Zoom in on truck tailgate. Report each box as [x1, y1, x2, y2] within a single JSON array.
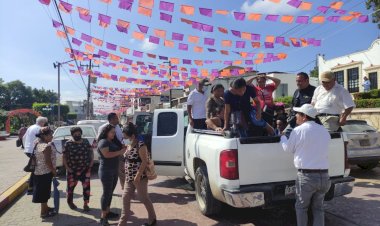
[[237, 135, 345, 186]]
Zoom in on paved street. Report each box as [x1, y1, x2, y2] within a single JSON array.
[[0, 137, 29, 195], [0, 160, 380, 226]]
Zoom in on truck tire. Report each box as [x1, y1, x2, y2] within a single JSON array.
[[357, 162, 378, 170], [195, 166, 222, 216]]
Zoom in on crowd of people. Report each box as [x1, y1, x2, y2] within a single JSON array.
[[187, 71, 355, 138], [23, 115, 156, 226]]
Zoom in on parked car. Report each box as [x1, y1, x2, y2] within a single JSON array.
[[145, 109, 354, 215], [342, 120, 380, 170], [52, 125, 99, 173], [77, 120, 108, 134]]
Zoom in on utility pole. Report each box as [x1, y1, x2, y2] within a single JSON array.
[[54, 59, 74, 126], [81, 59, 99, 119], [164, 60, 172, 108]]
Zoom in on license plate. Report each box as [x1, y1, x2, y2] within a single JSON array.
[[359, 139, 370, 146], [285, 185, 296, 196]]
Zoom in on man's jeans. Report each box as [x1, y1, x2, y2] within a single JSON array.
[[295, 172, 331, 226]]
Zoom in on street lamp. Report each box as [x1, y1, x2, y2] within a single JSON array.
[[163, 61, 172, 108], [53, 59, 75, 127]]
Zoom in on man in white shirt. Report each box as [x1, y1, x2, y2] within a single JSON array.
[[98, 113, 125, 189], [23, 116, 48, 193], [362, 76, 371, 92], [280, 104, 331, 226], [311, 71, 355, 132], [187, 78, 211, 129]]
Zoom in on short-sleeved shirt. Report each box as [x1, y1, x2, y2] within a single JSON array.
[[312, 83, 355, 115], [206, 96, 225, 119], [254, 83, 276, 109], [63, 139, 92, 172], [187, 89, 208, 119], [125, 141, 146, 182], [363, 80, 371, 92], [97, 139, 120, 171], [224, 85, 257, 112], [34, 142, 57, 176]]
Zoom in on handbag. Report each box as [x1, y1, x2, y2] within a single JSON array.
[[23, 143, 37, 172], [16, 138, 22, 147], [145, 153, 157, 180]]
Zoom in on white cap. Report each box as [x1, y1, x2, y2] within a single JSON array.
[[293, 104, 318, 119]]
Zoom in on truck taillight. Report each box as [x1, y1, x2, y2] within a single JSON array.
[[220, 149, 239, 180], [344, 141, 350, 177]]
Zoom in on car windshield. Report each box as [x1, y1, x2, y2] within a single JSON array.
[[54, 126, 96, 139], [342, 122, 377, 133]]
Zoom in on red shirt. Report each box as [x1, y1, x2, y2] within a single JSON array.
[[254, 83, 276, 110]]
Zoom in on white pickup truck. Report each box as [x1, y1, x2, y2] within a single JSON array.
[[140, 108, 355, 216]]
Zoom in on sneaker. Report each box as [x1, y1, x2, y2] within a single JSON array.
[[106, 211, 119, 219], [27, 188, 33, 195], [83, 205, 90, 212], [100, 218, 110, 226]]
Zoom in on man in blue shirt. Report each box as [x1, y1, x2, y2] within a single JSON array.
[[223, 78, 273, 137]]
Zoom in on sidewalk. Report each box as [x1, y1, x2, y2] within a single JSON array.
[[0, 137, 29, 195]]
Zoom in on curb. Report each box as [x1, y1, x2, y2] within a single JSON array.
[[0, 174, 29, 213]]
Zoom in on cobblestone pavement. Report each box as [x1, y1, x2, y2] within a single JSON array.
[[0, 155, 379, 225], [0, 137, 29, 195]]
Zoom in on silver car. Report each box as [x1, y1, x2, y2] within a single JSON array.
[[342, 120, 380, 170], [52, 125, 99, 172]]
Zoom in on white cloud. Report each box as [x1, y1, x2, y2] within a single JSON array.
[[241, 0, 299, 15], [140, 38, 158, 51]]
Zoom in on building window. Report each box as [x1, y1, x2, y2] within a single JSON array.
[[347, 67, 359, 93], [334, 70, 344, 86], [368, 72, 378, 90]]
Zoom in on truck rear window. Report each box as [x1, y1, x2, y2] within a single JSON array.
[[157, 112, 178, 136]]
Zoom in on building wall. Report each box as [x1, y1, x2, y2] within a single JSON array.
[[318, 39, 380, 93], [349, 108, 380, 131]]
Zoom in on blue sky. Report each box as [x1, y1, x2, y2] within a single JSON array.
[[0, 0, 379, 111]]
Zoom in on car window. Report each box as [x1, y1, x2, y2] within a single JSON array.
[[136, 114, 153, 135], [54, 127, 96, 139], [341, 124, 377, 133]]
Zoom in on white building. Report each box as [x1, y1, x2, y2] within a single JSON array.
[[63, 100, 86, 120], [318, 39, 380, 93]]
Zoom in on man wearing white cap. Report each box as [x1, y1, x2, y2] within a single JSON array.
[[280, 104, 331, 226], [311, 71, 355, 132]]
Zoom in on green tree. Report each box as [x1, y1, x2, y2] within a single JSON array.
[[32, 103, 70, 122], [6, 80, 34, 109], [310, 66, 319, 78], [32, 88, 58, 103], [366, 0, 380, 29], [0, 82, 10, 110]]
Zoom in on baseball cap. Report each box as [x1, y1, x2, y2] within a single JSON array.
[[320, 71, 335, 82], [199, 78, 211, 86], [293, 104, 318, 119]]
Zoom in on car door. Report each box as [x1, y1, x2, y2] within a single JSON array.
[[151, 109, 185, 176]]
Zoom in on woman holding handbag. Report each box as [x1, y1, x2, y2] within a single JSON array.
[[33, 127, 57, 218], [118, 123, 157, 226]]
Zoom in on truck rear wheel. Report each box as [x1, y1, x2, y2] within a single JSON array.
[[195, 166, 221, 216], [357, 162, 378, 170]]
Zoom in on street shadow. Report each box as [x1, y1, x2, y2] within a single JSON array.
[[150, 177, 194, 191], [210, 205, 297, 226], [354, 181, 380, 189], [42, 213, 98, 226], [147, 192, 195, 205], [127, 215, 198, 226], [349, 166, 380, 180]]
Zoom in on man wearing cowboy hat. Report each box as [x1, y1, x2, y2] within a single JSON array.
[[280, 104, 331, 226]]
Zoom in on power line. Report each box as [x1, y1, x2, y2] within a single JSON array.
[[285, 60, 316, 73], [52, 0, 88, 90]]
